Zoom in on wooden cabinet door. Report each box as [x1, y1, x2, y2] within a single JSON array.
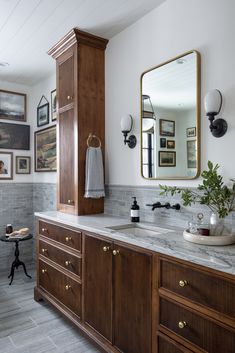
[[113, 243, 152, 353], [83, 234, 113, 342], [57, 46, 75, 108], [58, 108, 77, 211]]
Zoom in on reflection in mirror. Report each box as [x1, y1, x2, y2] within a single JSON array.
[[141, 51, 200, 179]]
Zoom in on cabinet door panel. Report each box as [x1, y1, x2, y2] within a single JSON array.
[[84, 234, 112, 342], [58, 51, 74, 108], [113, 244, 152, 353], [58, 109, 75, 206]]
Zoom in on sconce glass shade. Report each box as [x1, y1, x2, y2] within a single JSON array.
[[204, 89, 222, 116], [121, 114, 133, 132]]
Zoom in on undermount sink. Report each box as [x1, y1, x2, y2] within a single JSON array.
[[106, 223, 173, 238]]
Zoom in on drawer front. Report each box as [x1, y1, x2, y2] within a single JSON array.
[[39, 240, 81, 278], [160, 258, 235, 319], [39, 220, 81, 252], [157, 333, 193, 353], [160, 298, 235, 353], [39, 259, 81, 317]]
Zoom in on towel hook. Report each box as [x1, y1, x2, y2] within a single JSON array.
[[87, 133, 101, 148]]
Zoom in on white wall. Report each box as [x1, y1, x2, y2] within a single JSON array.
[[105, 0, 235, 186]]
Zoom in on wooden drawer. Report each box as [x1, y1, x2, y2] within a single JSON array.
[[157, 333, 194, 353], [39, 259, 81, 317], [39, 220, 81, 252], [160, 258, 235, 320], [39, 240, 81, 278], [159, 298, 235, 353]]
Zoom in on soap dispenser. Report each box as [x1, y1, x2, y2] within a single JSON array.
[[130, 197, 140, 222]]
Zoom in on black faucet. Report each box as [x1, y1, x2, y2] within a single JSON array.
[[146, 202, 180, 211]]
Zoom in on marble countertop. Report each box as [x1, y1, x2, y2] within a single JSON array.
[[34, 211, 235, 276]]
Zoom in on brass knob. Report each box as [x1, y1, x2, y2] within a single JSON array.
[[65, 260, 71, 266], [42, 228, 47, 232], [65, 236, 72, 242], [113, 250, 120, 256], [67, 199, 74, 204], [103, 246, 110, 252], [178, 321, 187, 329], [179, 280, 188, 287], [41, 248, 47, 254], [67, 95, 71, 100], [65, 284, 71, 290], [41, 269, 47, 274]]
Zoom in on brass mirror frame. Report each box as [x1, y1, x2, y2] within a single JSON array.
[[140, 50, 201, 180]]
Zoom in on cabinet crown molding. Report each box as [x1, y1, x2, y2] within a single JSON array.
[[48, 28, 109, 59]]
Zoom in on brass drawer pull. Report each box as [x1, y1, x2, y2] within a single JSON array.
[[113, 250, 120, 256], [42, 228, 47, 233], [67, 199, 74, 204], [41, 248, 47, 254], [65, 236, 72, 242], [103, 246, 110, 252], [178, 321, 187, 329], [65, 284, 71, 290], [65, 260, 71, 266], [41, 269, 47, 274], [67, 95, 73, 100], [179, 280, 188, 287]]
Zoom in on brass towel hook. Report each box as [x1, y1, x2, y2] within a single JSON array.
[[87, 133, 101, 148]]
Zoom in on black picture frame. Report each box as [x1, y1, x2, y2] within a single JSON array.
[[16, 156, 31, 174], [160, 138, 166, 148], [0, 89, 26, 122], [159, 119, 175, 137], [51, 89, 57, 121], [37, 102, 49, 127], [159, 151, 176, 167], [34, 125, 56, 172], [186, 126, 196, 137], [0, 122, 30, 150]]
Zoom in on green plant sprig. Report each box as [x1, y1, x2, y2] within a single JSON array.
[[160, 161, 235, 218]]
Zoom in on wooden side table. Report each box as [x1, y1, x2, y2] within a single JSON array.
[[0, 234, 33, 285]]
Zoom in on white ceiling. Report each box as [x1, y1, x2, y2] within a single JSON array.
[[0, 0, 165, 86]]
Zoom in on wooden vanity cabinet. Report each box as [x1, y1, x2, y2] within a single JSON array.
[[83, 232, 152, 353], [48, 29, 108, 215]]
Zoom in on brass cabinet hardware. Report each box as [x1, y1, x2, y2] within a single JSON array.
[[67, 199, 74, 204], [179, 280, 188, 287], [65, 284, 71, 290], [113, 250, 120, 256], [42, 228, 47, 232], [65, 260, 71, 266], [65, 236, 72, 242], [178, 321, 187, 329], [103, 246, 110, 252], [41, 248, 47, 254], [41, 269, 47, 274], [67, 95, 73, 100]]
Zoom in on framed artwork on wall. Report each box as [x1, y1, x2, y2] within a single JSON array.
[[37, 103, 49, 127], [186, 127, 196, 137], [159, 151, 176, 167], [159, 119, 175, 137], [51, 89, 57, 121], [187, 140, 197, 168], [160, 138, 166, 148], [167, 140, 175, 149], [0, 152, 13, 180], [16, 156, 31, 174], [35, 125, 56, 172], [0, 89, 26, 122], [0, 122, 30, 150]]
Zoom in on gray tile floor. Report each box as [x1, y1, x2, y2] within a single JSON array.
[[0, 267, 101, 353]]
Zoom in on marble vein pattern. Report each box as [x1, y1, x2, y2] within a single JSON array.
[[0, 267, 101, 353]]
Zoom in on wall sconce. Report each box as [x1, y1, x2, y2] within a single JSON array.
[[204, 89, 227, 138], [120, 114, 137, 148]]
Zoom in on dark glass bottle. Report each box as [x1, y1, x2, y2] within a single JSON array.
[[130, 197, 140, 222]]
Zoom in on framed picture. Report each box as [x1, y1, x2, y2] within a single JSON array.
[[160, 138, 166, 148], [0, 89, 26, 122], [35, 125, 56, 172], [167, 140, 175, 149], [0, 122, 30, 150], [0, 152, 13, 180], [16, 156, 31, 174], [186, 127, 196, 137], [159, 151, 176, 167], [187, 140, 197, 168], [51, 89, 57, 121], [159, 119, 175, 137], [37, 103, 49, 127]]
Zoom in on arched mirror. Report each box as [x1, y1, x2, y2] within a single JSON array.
[[141, 50, 200, 180]]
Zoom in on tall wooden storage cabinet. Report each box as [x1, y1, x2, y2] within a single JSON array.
[[48, 29, 108, 215]]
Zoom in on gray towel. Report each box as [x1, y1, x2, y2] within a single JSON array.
[[84, 147, 105, 198]]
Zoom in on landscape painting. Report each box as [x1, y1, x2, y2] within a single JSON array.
[[35, 125, 56, 172], [0, 122, 30, 150], [0, 89, 26, 121]]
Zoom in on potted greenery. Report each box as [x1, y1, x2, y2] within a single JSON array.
[[160, 161, 235, 235]]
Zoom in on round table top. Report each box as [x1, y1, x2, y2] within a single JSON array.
[[0, 234, 33, 242]]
